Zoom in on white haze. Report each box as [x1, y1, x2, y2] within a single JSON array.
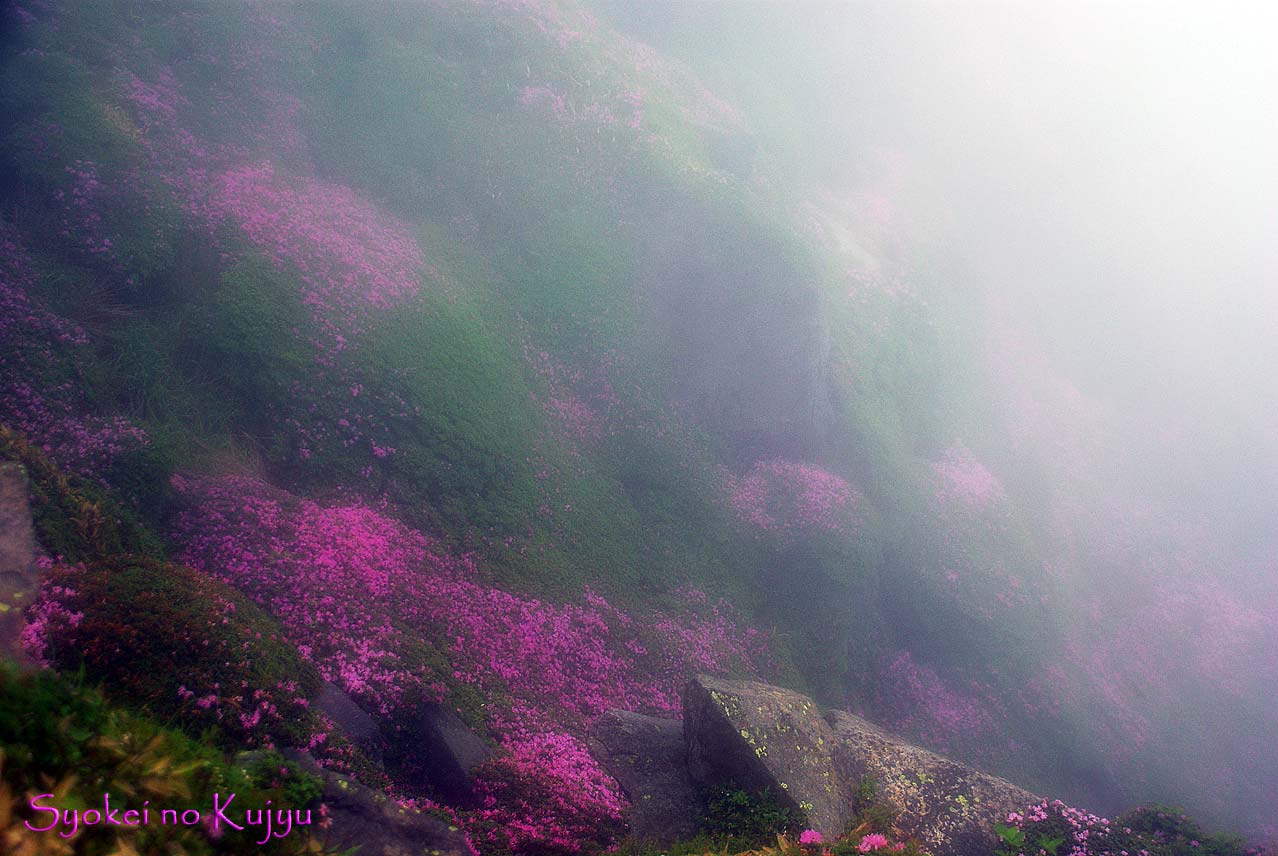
[[596, 0, 1278, 837]]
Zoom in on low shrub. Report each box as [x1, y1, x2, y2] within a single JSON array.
[[996, 800, 1271, 856], [22, 556, 321, 749]]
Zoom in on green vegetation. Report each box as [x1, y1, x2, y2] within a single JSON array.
[[699, 784, 802, 848], [31, 556, 322, 749], [0, 666, 330, 855]]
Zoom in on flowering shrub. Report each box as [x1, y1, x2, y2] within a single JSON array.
[[679, 826, 922, 856], [996, 801, 1269, 856], [167, 473, 774, 852], [857, 833, 891, 852], [523, 338, 623, 450], [207, 161, 431, 353], [468, 748, 625, 856], [23, 556, 322, 748], [728, 459, 864, 537], [873, 651, 1000, 758], [930, 443, 1005, 513]]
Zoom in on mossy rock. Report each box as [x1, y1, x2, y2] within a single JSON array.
[[825, 709, 1039, 856], [682, 675, 855, 839]]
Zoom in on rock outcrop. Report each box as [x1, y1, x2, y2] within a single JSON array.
[[587, 676, 1044, 854], [315, 682, 385, 766], [0, 462, 38, 666], [392, 703, 492, 804], [682, 675, 856, 840], [826, 710, 1039, 856], [282, 750, 474, 856], [587, 709, 700, 845]]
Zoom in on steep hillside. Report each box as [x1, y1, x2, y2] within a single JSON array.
[[1, 1, 1274, 853]]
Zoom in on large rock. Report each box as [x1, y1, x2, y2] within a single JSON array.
[[315, 682, 385, 765], [0, 463, 38, 666], [587, 709, 699, 845], [825, 710, 1039, 856], [683, 675, 855, 839], [392, 703, 492, 804], [282, 750, 474, 856]]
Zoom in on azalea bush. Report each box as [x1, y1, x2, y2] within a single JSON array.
[[727, 459, 865, 538], [996, 800, 1270, 856], [23, 556, 322, 749], [167, 472, 775, 853]]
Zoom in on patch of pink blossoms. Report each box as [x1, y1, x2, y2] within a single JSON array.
[[168, 473, 773, 852], [209, 161, 430, 354], [877, 651, 999, 757], [728, 458, 864, 536], [930, 443, 1006, 512]]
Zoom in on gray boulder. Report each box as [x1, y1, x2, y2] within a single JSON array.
[[587, 709, 700, 845], [826, 710, 1039, 856], [282, 749, 474, 856], [315, 682, 385, 765], [683, 675, 855, 840], [396, 703, 492, 804]]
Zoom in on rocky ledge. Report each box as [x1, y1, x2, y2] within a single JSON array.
[[588, 674, 1041, 856]]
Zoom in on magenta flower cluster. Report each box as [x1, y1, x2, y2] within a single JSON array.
[[167, 473, 773, 851], [930, 443, 1005, 512], [996, 800, 1278, 856], [523, 338, 624, 450], [19, 575, 84, 668], [876, 650, 999, 757], [208, 161, 431, 353], [116, 63, 440, 468], [727, 458, 864, 536], [857, 832, 890, 852]]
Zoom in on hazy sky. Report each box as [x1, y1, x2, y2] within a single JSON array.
[[592, 5, 1278, 831], [600, 0, 1278, 516], [602, 0, 1278, 390]]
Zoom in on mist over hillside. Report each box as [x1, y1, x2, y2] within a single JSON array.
[[1, 2, 1275, 853]]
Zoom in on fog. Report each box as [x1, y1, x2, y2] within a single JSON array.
[[600, 0, 1278, 838], [5, 0, 1277, 849]]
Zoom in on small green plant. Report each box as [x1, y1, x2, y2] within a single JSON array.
[[1038, 834, 1065, 856], [855, 776, 878, 804], [849, 776, 896, 836], [0, 666, 338, 854], [994, 821, 1025, 856], [701, 783, 801, 847], [243, 750, 324, 808]]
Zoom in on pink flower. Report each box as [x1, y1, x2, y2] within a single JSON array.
[[859, 833, 890, 852], [799, 829, 823, 845]]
